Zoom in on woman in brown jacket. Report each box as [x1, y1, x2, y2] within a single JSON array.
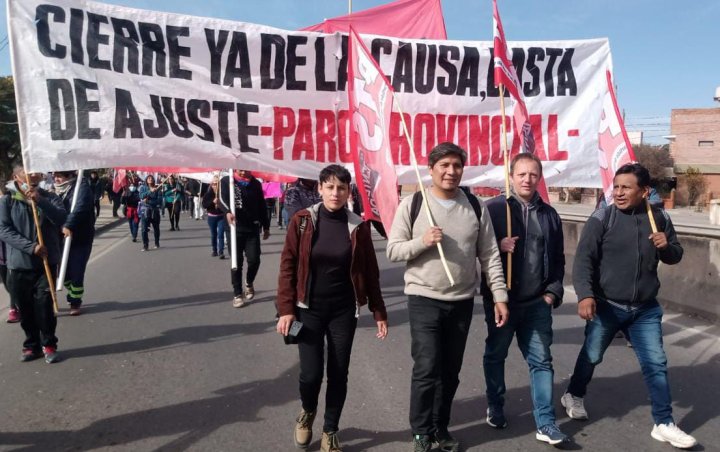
[[276, 164, 388, 452]]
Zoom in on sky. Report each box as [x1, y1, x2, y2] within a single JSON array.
[[1, 0, 719, 144]]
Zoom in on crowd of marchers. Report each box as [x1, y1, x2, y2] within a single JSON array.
[[0, 143, 699, 451]]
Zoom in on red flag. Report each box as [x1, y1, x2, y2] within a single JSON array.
[[492, 0, 549, 202], [598, 70, 636, 205], [347, 27, 399, 234], [303, 0, 447, 39], [112, 169, 128, 192]]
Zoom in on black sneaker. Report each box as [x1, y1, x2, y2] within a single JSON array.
[[486, 406, 508, 429], [434, 429, 459, 452], [212, 251, 218, 257], [412, 434, 432, 452], [20, 348, 41, 362]]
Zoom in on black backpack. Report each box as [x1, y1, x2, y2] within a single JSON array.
[[409, 189, 482, 228]]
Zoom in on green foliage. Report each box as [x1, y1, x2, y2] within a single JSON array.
[[633, 144, 674, 183], [0, 76, 21, 187]]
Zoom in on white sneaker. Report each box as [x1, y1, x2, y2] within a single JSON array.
[[232, 295, 246, 308], [651, 423, 697, 449], [561, 392, 588, 420]]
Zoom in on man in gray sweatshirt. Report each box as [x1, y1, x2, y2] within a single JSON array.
[[387, 142, 508, 452]]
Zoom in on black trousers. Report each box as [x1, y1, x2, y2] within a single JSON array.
[[297, 301, 357, 433], [165, 201, 180, 229], [141, 211, 161, 248], [64, 241, 93, 305], [408, 295, 474, 435], [230, 229, 261, 296], [7, 268, 58, 350], [0, 264, 16, 309]]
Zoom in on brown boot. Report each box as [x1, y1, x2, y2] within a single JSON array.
[[293, 409, 316, 449], [320, 431, 343, 452]]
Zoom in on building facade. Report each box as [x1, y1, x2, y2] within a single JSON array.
[[669, 108, 720, 206]]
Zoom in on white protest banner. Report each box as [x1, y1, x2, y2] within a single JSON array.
[[8, 0, 611, 187]]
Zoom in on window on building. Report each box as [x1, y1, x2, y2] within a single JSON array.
[[698, 140, 714, 147]]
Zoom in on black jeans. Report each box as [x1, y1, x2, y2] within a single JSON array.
[[230, 229, 261, 296], [93, 199, 101, 219], [408, 295, 474, 435], [297, 302, 358, 433], [7, 268, 58, 350]]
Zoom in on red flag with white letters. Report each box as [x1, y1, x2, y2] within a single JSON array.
[[598, 70, 636, 205], [347, 27, 399, 233], [492, 0, 549, 202]]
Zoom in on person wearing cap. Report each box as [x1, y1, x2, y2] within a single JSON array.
[[52, 170, 95, 316]]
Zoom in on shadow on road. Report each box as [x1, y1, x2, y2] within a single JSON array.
[[0, 363, 300, 451]]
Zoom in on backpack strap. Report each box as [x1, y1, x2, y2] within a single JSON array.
[[298, 215, 307, 234], [409, 190, 482, 229]]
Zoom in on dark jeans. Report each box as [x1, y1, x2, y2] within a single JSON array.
[[141, 210, 161, 248], [297, 302, 358, 433], [93, 199, 101, 219], [207, 215, 226, 254], [567, 299, 673, 425], [166, 201, 180, 229], [483, 297, 555, 428], [64, 241, 93, 306], [230, 229, 261, 296], [7, 268, 58, 350], [111, 195, 121, 217], [128, 216, 139, 240], [408, 295, 474, 435]]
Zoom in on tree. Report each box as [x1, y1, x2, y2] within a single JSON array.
[[633, 143, 674, 195], [0, 76, 21, 187], [684, 166, 707, 206]]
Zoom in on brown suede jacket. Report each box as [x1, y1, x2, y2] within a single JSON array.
[[276, 203, 387, 321]]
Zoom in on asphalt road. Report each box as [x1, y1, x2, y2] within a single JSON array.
[[0, 213, 718, 451]]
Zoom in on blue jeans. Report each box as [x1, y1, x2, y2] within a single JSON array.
[[567, 299, 673, 425], [207, 215, 225, 254], [127, 216, 139, 240], [483, 297, 555, 428]]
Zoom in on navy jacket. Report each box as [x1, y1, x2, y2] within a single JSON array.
[[58, 179, 95, 245], [481, 194, 565, 307]]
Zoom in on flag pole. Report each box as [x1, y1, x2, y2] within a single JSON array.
[[23, 171, 60, 315], [499, 85, 512, 290], [227, 169, 238, 270], [56, 169, 84, 291], [646, 199, 658, 233], [392, 93, 455, 287]]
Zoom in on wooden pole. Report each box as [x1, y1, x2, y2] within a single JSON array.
[[646, 199, 658, 233], [23, 172, 59, 315], [393, 93, 455, 286], [499, 85, 512, 290]]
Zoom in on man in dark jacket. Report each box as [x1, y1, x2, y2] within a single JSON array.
[[562, 163, 696, 449], [284, 179, 322, 219], [88, 171, 104, 219], [53, 171, 95, 316], [481, 153, 568, 445], [0, 166, 67, 363], [219, 170, 270, 307]]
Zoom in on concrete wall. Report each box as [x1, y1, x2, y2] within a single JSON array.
[[562, 220, 720, 323]]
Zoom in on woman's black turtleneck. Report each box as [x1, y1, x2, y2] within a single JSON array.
[[309, 204, 354, 307]]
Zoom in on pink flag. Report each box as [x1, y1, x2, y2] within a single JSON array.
[[262, 182, 283, 199], [347, 27, 399, 234], [598, 70, 636, 205], [303, 0, 447, 39], [112, 169, 128, 192], [492, 0, 549, 202]]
